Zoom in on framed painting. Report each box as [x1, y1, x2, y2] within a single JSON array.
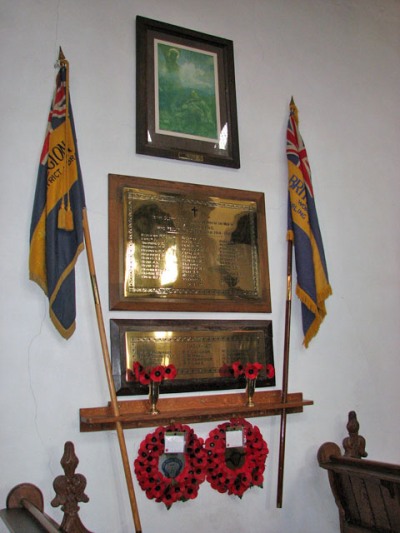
[[136, 16, 240, 168], [108, 174, 271, 312], [110, 319, 275, 395]]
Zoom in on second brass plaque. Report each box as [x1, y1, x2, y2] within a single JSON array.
[[111, 319, 275, 395]]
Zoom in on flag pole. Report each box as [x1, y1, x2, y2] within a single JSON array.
[[58, 49, 142, 533], [82, 209, 142, 533], [276, 236, 293, 508]]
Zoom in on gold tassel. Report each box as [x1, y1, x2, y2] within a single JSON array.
[[58, 203, 66, 229], [58, 197, 74, 231], [64, 205, 74, 230]]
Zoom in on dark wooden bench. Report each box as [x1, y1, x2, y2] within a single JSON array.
[[0, 442, 92, 533], [318, 411, 400, 533]]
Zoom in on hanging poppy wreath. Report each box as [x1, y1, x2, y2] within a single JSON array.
[[134, 423, 207, 509], [204, 418, 269, 497]]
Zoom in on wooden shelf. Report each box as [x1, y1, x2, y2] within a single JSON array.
[[80, 390, 313, 432]]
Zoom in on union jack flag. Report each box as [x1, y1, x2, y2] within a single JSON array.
[[39, 77, 67, 166], [287, 99, 332, 347], [29, 62, 86, 339]]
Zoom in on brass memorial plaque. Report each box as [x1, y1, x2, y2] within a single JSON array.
[[111, 319, 275, 395], [109, 175, 271, 312]]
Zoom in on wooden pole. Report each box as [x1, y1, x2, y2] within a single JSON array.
[[82, 209, 142, 533], [57, 48, 141, 531], [276, 237, 293, 508]]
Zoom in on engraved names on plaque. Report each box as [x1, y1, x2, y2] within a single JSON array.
[[125, 330, 265, 380], [122, 187, 261, 300]]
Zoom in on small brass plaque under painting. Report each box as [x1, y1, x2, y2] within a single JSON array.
[[111, 319, 275, 395]]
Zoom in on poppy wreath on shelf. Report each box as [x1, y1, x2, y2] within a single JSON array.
[[204, 418, 269, 497], [134, 423, 207, 509]]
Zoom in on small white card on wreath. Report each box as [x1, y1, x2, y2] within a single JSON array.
[[164, 431, 186, 453], [225, 427, 244, 448]]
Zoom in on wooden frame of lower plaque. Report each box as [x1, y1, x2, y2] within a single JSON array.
[[111, 319, 275, 396], [108, 174, 271, 312]]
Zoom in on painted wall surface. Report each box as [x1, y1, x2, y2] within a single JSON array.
[[1, 1, 399, 532]]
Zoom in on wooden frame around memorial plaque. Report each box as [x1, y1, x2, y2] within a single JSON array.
[[111, 319, 275, 396], [109, 174, 271, 312], [136, 16, 240, 168]]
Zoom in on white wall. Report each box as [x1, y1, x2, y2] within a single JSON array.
[[1, 0, 399, 532]]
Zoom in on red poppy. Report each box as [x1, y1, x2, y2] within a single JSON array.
[[230, 481, 246, 497], [231, 360, 244, 378], [139, 477, 154, 490], [145, 487, 156, 499], [266, 363, 275, 379], [182, 484, 197, 500], [244, 362, 263, 379], [140, 454, 157, 467], [252, 470, 264, 486], [154, 427, 165, 440], [249, 436, 264, 449], [133, 361, 144, 381], [219, 363, 233, 377], [139, 370, 151, 385], [192, 466, 205, 479], [152, 482, 165, 499], [170, 484, 184, 500], [145, 433, 161, 445], [145, 441, 161, 454], [150, 366, 165, 382], [163, 364, 177, 380]]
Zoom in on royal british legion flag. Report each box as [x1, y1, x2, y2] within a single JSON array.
[[29, 62, 85, 339], [287, 99, 332, 347]]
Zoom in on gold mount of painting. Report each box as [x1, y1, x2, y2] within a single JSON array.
[[109, 174, 271, 312]]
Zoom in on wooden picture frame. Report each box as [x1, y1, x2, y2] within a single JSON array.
[[108, 174, 271, 312], [136, 16, 240, 168], [110, 319, 275, 396]]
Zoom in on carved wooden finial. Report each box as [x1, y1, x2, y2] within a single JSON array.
[[51, 441, 92, 533], [342, 411, 368, 459]]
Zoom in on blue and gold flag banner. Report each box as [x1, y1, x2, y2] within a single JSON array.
[[286, 99, 332, 347], [29, 59, 85, 339]]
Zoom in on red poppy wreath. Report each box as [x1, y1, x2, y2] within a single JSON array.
[[134, 423, 207, 508], [204, 418, 269, 497]]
